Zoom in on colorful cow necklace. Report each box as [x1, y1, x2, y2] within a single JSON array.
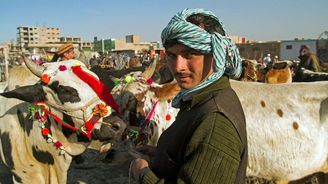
[[28, 102, 109, 155]]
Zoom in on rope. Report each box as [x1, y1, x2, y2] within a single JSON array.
[[40, 105, 79, 131], [139, 101, 158, 132]]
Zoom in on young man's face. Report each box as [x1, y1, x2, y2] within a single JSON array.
[[63, 48, 75, 60], [166, 43, 214, 90]]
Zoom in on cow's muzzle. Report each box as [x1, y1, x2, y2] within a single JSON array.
[[91, 113, 127, 141]]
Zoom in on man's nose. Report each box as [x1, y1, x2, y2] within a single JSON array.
[[175, 55, 187, 71]]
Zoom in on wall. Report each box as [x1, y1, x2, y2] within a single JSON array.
[[237, 42, 280, 60], [280, 40, 316, 60], [317, 39, 328, 63]]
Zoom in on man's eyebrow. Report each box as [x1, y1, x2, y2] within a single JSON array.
[[167, 47, 195, 54], [183, 48, 202, 55]]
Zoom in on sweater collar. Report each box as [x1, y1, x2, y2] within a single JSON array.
[[180, 76, 230, 109]]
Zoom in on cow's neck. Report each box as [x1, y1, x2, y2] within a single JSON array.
[[37, 107, 89, 156]]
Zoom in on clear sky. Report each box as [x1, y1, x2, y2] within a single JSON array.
[[1, 0, 327, 44]]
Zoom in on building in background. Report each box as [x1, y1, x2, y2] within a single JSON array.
[[229, 35, 247, 44], [0, 44, 9, 84], [17, 26, 60, 51], [93, 34, 161, 56], [60, 36, 94, 51], [15, 27, 327, 64], [81, 42, 94, 51], [237, 41, 280, 61], [280, 39, 317, 61], [114, 34, 161, 53], [317, 39, 328, 63], [59, 36, 81, 43], [93, 37, 116, 53], [17, 26, 94, 60]]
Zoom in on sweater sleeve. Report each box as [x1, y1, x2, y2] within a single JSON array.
[[141, 113, 243, 184], [178, 112, 243, 184], [141, 170, 164, 183]]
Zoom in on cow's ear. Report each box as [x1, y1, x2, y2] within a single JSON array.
[[153, 83, 180, 101], [0, 83, 46, 103]]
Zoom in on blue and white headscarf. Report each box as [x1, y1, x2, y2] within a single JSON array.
[[161, 8, 242, 107]]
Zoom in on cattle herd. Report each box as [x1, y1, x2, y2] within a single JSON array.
[[0, 57, 328, 184]]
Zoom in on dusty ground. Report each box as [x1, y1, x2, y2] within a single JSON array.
[[0, 142, 323, 184], [67, 150, 321, 184], [67, 149, 134, 184], [0, 141, 136, 184]]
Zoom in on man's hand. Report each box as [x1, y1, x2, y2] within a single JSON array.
[[131, 158, 149, 181]]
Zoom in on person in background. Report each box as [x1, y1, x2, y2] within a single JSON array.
[[89, 55, 99, 67], [263, 53, 272, 68], [130, 8, 247, 184], [51, 43, 87, 165], [77, 49, 90, 67], [298, 45, 321, 72], [273, 55, 279, 63], [51, 43, 75, 62]]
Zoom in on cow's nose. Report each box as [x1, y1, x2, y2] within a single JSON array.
[[91, 115, 126, 141]]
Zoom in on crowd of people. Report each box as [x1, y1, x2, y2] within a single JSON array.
[[87, 51, 159, 70]]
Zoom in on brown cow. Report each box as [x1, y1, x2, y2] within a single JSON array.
[[265, 61, 293, 84], [239, 59, 258, 82]]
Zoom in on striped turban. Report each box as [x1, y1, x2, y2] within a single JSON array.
[[161, 8, 242, 107]]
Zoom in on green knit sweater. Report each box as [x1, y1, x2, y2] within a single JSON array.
[[142, 77, 244, 184]]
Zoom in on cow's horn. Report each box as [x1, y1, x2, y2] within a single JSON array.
[[109, 75, 120, 83], [22, 55, 45, 77], [141, 56, 157, 79]]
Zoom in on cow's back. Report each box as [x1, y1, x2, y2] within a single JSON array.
[[7, 66, 39, 90], [230, 80, 328, 181]]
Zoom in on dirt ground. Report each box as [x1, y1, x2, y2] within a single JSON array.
[[67, 148, 134, 184], [0, 141, 136, 184], [0, 142, 323, 184]]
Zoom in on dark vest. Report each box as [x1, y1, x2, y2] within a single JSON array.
[[150, 87, 247, 184]]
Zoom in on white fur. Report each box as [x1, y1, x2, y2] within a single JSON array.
[[113, 75, 328, 182], [0, 60, 113, 183]]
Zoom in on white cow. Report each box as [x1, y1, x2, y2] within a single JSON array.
[[0, 58, 126, 183], [7, 66, 39, 90], [233, 80, 328, 183], [110, 64, 328, 183], [110, 59, 180, 146]]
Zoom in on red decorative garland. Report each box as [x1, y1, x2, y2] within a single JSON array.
[[71, 65, 120, 113]]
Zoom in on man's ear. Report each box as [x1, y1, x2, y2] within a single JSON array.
[[0, 83, 46, 103]]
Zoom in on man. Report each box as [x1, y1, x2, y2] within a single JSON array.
[[131, 8, 247, 184], [263, 53, 272, 68], [298, 45, 321, 72], [89, 55, 99, 67], [51, 43, 75, 62]]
